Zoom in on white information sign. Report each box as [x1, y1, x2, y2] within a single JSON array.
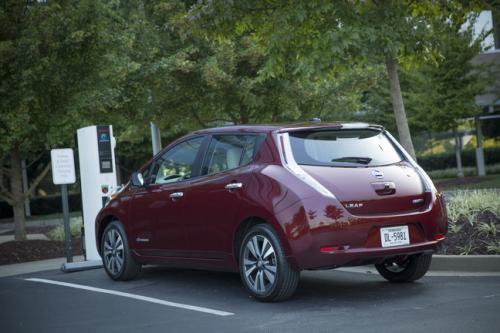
[[51, 148, 76, 185]]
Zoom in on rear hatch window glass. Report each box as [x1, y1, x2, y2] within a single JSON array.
[[288, 129, 402, 167]]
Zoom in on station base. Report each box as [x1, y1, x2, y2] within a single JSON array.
[[61, 260, 103, 273]]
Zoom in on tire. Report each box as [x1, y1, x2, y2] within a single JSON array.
[[239, 224, 300, 302], [375, 253, 432, 283], [101, 221, 141, 281]]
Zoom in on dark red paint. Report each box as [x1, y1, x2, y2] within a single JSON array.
[[96, 123, 447, 272]]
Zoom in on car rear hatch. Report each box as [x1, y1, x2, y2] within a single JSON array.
[[286, 127, 427, 215]]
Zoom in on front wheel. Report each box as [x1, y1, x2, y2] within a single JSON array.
[[101, 221, 141, 281], [239, 224, 300, 302], [375, 253, 432, 282]]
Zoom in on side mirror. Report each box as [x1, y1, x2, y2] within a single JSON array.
[[131, 172, 144, 187]]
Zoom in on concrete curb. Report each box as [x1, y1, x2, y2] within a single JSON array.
[[1, 255, 499, 279], [0, 256, 85, 278], [431, 255, 500, 272]]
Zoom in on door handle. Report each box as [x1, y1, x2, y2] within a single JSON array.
[[169, 192, 184, 198], [225, 182, 243, 190]]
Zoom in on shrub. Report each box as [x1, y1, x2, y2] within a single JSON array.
[[418, 147, 500, 171], [427, 163, 500, 179], [446, 190, 500, 223], [443, 189, 500, 255], [47, 216, 83, 241]]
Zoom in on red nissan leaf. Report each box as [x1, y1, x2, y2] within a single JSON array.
[[96, 123, 447, 301]]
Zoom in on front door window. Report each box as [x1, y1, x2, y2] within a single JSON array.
[[151, 136, 204, 185]]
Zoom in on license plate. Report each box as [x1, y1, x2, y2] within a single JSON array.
[[380, 225, 410, 248]]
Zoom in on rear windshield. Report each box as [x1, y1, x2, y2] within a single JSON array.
[[288, 129, 402, 167]]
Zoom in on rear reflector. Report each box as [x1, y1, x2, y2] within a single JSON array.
[[320, 246, 340, 253], [434, 234, 445, 241]]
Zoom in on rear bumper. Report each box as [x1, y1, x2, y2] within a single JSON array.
[[296, 240, 441, 270], [277, 192, 448, 270]]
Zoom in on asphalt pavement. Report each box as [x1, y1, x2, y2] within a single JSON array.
[[1, 266, 499, 333]]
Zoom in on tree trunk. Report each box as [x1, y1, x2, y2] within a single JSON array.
[[10, 147, 27, 241], [385, 57, 417, 160]]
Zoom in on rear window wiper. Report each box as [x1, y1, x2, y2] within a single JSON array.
[[330, 156, 372, 165]]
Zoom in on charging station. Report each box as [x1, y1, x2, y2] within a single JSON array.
[[61, 125, 117, 272], [78, 125, 118, 260]]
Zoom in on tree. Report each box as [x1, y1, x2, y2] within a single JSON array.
[[127, 1, 370, 129], [189, 0, 484, 159], [420, 17, 493, 133], [0, 0, 134, 240]]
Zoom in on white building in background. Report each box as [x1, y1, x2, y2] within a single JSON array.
[[471, 10, 500, 112]]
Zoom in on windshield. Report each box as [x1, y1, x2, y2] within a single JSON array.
[[288, 129, 403, 167]]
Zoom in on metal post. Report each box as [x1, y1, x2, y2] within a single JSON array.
[[453, 128, 464, 178], [115, 157, 122, 185], [475, 115, 486, 176], [61, 184, 73, 263], [150, 122, 161, 156], [21, 160, 31, 217]]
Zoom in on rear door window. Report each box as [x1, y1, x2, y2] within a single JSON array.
[[288, 129, 402, 167], [202, 134, 262, 175]]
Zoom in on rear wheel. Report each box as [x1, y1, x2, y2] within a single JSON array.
[[239, 224, 300, 302], [101, 221, 141, 281], [375, 253, 432, 282]]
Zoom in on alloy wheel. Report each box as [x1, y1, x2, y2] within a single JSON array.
[[242, 235, 278, 293], [103, 228, 124, 276]]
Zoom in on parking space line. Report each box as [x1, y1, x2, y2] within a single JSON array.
[[24, 278, 234, 317]]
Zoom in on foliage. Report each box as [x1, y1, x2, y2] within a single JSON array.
[[189, 0, 476, 77], [0, 0, 158, 239], [486, 241, 500, 254], [419, 147, 500, 171], [137, 1, 383, 128], [429, 164, 500, 180], [0, 0, 496, 238], [410, 15, 493, 132], [444, 189, 500, 255], [446, 190, 500, 223], [188, 0, 486, 157], [47, 217, 83, 241], [0, 0, 129, 156]]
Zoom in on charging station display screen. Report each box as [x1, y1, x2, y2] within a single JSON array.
[[97, 125, 113, 173]]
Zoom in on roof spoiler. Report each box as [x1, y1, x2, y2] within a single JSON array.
[[277, 123, 385, 133]]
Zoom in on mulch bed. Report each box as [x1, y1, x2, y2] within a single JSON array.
[[438, 210, 500, 255], [0, 237, 83, 265]]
